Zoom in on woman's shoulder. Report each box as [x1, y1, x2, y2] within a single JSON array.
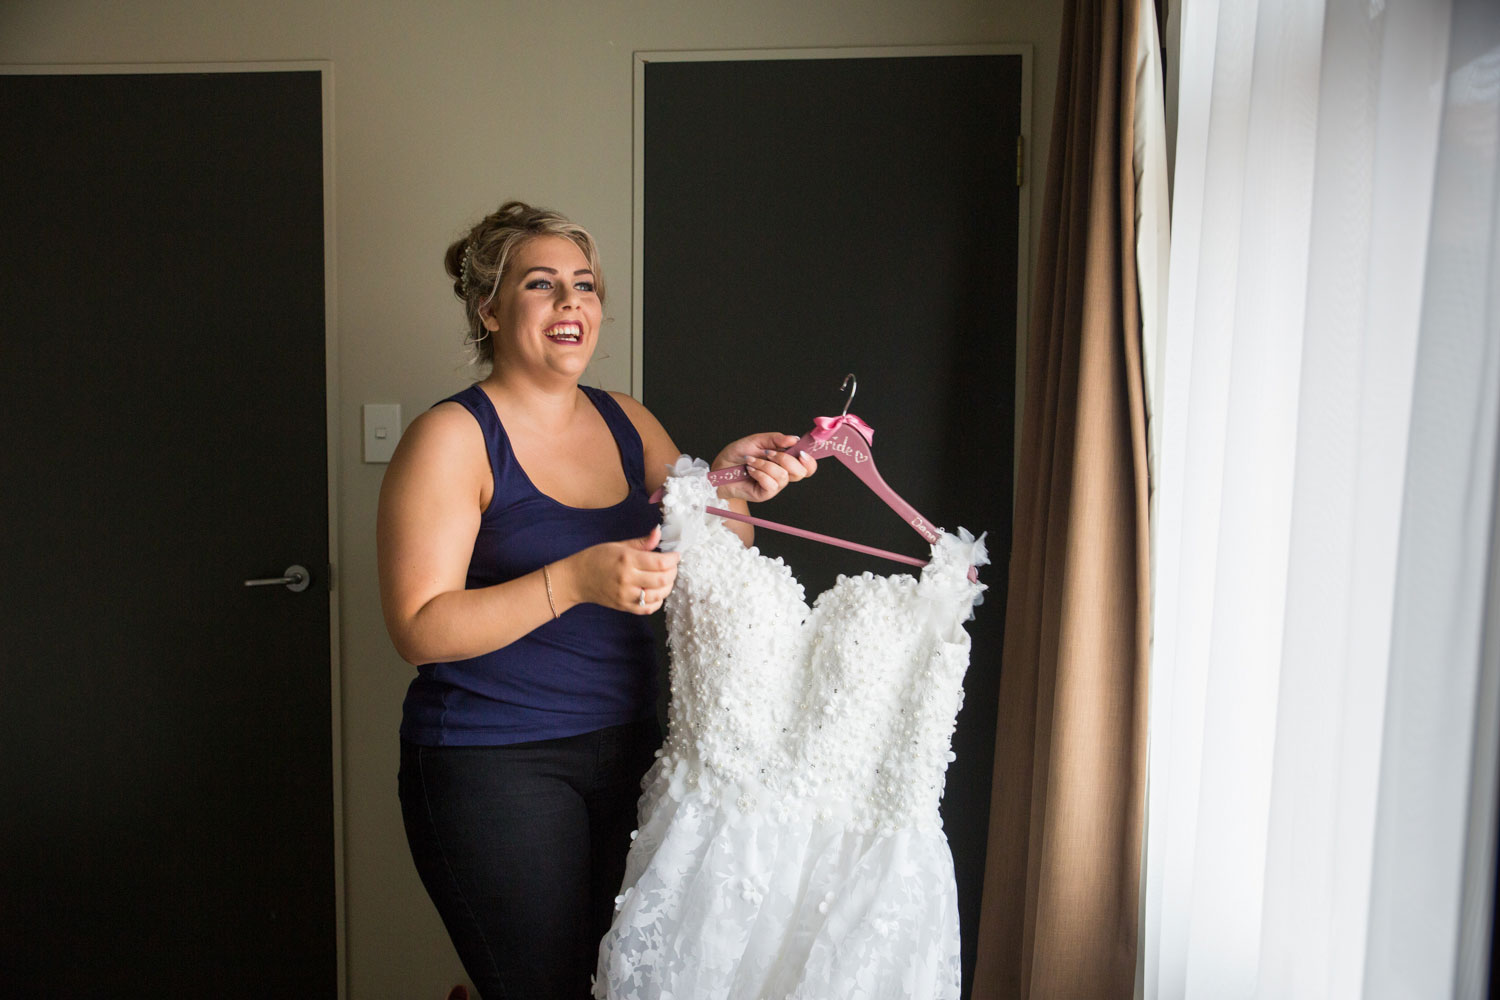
[[378, 397, 492, 520], [419, 395, 484, 431], [604, 389, 645, 417], [605, 391, 671, 438], [602, 391, 679, 492], [393, 399, 488, 471]]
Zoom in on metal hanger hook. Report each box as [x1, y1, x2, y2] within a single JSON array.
[[840, 373, 858, 416]]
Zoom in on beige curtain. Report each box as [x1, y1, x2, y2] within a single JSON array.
[[971, 0, 1151, 995]]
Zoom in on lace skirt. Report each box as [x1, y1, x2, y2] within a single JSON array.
[[593, 760, 962, 1000]]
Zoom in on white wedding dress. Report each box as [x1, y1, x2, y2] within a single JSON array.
[[593, 457, 987, 1000]]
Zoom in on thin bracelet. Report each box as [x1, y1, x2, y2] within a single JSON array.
[[542, 563, 559, 619]]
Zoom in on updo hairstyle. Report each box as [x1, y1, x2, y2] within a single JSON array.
[[444, 200, 606, 366]]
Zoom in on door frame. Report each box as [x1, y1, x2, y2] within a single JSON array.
[[629, 42, 1033, 432], [0, 59, 346, 999]]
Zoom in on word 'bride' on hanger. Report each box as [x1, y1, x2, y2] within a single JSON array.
[[648, 375, 979, 579]]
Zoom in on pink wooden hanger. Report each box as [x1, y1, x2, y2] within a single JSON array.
[[649, 375, 969, 575]]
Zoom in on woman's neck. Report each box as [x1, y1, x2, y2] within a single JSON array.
[[480, 369, 583, 429]]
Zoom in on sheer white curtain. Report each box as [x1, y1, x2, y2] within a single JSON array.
[[1142, 0, 1500, 996]]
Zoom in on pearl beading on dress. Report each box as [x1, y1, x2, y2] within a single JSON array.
[[593, 456, 987, 1000], [652, 456, 986, 838]]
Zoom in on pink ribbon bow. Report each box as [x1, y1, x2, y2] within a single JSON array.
[[809, 412, 875, 443]]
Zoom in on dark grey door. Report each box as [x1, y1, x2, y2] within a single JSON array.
[[0, 71, 335, 994], [642, 53, 1021, 998]]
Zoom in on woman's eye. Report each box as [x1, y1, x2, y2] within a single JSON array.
[[525, 278, 553, 290], [575, 281, 595, 293]]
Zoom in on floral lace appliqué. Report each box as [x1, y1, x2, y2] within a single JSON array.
[[595, 456, 986, 1000]]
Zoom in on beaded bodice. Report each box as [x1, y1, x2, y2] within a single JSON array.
[[654, 458, 987, 834]]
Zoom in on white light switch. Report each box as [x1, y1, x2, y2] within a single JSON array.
[[363, 403, 402, 463]]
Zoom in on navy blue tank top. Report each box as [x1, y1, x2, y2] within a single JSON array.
[[400, 384, 661, 746]]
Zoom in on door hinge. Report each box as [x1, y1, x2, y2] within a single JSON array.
[[1016, 135, 1025, 187]]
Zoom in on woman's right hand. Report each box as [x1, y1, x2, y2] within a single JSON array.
[[555, 525, 680, 614]]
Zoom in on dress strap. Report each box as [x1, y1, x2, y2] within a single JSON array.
[[580, 385, 646, 491], [435, 384, 510, 498]]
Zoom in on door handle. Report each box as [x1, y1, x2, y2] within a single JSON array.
[[244, 564, 311, 593]]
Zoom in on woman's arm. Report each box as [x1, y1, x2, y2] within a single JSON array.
[[611, 393, 817, 547], [377, 403, 679, 665]]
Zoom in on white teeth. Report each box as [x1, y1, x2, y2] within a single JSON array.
[[547, 324, 581, 341]]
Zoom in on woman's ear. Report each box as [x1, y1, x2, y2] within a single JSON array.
[[478, 306, 501, 333]]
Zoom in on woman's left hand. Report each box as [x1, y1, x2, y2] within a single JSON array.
[[710, 432, 818, 503]]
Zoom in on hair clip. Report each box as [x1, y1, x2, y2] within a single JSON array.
[[460, 240, 476, 296]]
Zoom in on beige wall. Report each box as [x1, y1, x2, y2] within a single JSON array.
[[1, 1, 1061, 995]]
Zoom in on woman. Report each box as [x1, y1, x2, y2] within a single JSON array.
[[377, 201, 816, 999]]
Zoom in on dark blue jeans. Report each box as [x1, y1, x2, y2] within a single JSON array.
[[398, 719, 660, 1000]]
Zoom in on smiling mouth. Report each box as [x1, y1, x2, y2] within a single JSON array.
[[546, 323, 582, 344]]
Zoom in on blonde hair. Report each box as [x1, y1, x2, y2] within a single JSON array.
[[444, 201, 605, 367]]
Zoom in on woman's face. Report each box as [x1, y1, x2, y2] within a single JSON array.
[[483, 234, 602, 379]]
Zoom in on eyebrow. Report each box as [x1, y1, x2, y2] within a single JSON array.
[[521, 266, 595, 277]]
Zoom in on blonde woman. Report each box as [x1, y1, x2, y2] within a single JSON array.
[[378, 201, 815, 998]]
